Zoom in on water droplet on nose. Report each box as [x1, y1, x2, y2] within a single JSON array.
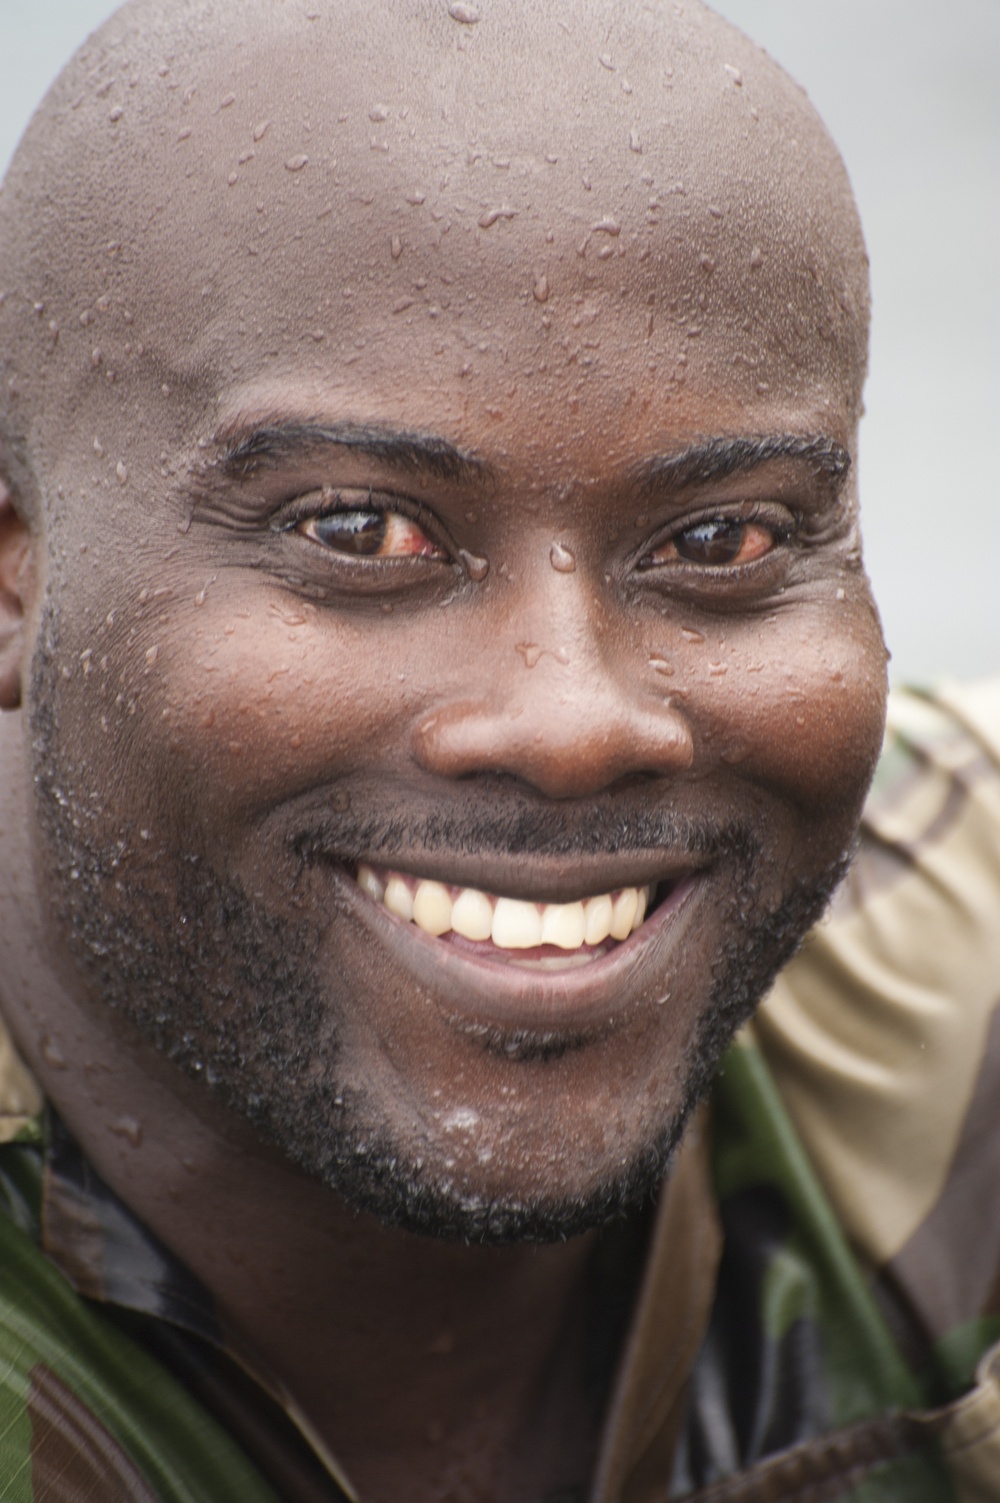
[[516, 642, 543, 669], [681, 627, 704, 643], [708, 662, 728, 677], [110, 1116, 143, 1148], [391, 234, 403, 260], [533, 273, 550, 303], [253, 120, 271, 142], [549, 542, 576, 573], [459, 549, 489, 582], [629, 129, 642, 153], [448, 1, 480, 20], [116, 461, 128, 484], [724, 63, 743, 86], [40, 1034, 67, 1071], [649, 656, 674, 676], [285, 155, 309, 173], [478, 207, 518, 229]]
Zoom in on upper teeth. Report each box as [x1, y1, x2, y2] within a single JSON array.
[[356, 866, 651, 949]]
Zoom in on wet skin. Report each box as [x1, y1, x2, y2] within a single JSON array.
[[0, 1, 886, 1496]]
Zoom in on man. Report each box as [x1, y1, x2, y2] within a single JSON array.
[[0, 0, 996, 1498]]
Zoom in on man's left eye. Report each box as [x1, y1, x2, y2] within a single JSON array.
[[645, 518, 779, 568], [297, 504, 448, 560]]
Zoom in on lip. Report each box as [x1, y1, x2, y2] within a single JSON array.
[[332, 863, 707, 1036]]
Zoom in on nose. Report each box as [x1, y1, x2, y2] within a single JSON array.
[[412, 614, 694, 802]]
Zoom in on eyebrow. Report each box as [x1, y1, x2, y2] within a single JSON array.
[[216, 419, 849, 496], [217, 419, 490, 485], [633, 433, 850, 491]]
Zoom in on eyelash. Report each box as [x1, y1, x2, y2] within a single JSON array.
[[277, 488, 799, 590]]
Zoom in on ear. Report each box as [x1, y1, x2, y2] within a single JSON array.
[[0, 479, 35, 711]]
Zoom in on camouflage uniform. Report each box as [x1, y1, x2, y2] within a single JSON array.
[[2, 681, 999, 1501]]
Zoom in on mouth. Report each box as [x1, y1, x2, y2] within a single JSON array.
[[321, 850, 710, 1035], [355, 864, 658, 971]]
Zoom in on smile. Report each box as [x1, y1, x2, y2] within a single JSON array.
[[355, 864, 656, 970]]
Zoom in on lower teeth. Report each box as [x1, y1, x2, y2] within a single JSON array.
[[507, 953, 601, 971]]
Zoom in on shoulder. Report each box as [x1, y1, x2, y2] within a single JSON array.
[[751, 679, 1000, 1343], [0, 1199, 280, 1502]]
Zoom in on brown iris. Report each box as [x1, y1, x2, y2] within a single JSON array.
[[311, 510, 387, 555]]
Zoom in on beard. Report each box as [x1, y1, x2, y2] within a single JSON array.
[[28, 606, 849, 1246]]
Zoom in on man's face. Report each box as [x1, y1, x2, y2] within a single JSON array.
[[14, 2, 886, 1239]]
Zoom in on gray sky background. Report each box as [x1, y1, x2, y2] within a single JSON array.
[[2, 1, 997, 684]]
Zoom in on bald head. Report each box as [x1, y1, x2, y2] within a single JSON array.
[[0, 0, 868, 525]]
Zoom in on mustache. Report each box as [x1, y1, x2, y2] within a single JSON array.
[[290, 805, 760, 867]]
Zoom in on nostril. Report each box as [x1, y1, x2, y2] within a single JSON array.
[[413, 693, 694, 798]]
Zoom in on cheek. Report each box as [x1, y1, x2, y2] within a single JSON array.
[[131, 593, 458, 823], [667, 599, 887, 813]]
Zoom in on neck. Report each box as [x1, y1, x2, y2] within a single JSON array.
[[0, 710, 603, 1501]]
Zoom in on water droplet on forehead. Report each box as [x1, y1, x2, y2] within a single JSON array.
[[549, 543, 576, 573], [532, 273, 550, 304], [448, 2, 480, 21], [478, 207, 518, 229]]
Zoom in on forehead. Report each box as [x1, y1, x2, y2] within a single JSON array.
[[4, 0, 868, 485]]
